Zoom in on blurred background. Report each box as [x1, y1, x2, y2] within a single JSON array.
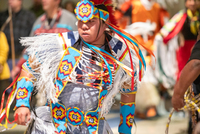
[[0, 0, 185, 15]]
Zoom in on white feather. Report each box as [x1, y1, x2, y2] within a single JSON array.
[[20, 34, 64, 103]]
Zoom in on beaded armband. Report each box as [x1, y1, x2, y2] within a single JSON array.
[[118, 102, 135, 134], [15, 77, 34, 109]]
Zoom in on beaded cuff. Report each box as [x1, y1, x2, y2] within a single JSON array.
[[118, 102, 135, 134], [15, 77, 34, 109]]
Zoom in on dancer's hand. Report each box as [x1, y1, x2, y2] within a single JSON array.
[[14, 107, 31, 125], [171, 93, 184, 111]]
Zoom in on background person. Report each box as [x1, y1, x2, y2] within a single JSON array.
[[29, 0, 77, 36], [0, 0, 36, 75], [11, 0, 78, 80]]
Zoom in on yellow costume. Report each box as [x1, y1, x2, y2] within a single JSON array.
[[0, 31, 10, 80]]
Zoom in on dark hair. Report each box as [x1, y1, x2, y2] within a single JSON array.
[[95, 4, 108, 12]]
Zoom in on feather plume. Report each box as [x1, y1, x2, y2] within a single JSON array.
[[90, 0, 117, 26], [107, 5, 118, 26]]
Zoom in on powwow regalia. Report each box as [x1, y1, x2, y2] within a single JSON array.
[[154, 9, 200, 82], [0, 0, 153, 133]]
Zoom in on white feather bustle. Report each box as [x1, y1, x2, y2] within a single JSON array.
[[20, 34, 64, 103], [30, 106, 56, 134], [100, 48, 139, 117]]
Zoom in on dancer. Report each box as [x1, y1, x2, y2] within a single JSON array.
[[157, 0, 200, 80], [0, 0, 152, 134]]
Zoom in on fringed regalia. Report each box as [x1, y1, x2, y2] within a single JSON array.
[[0, 0, 153, 133], [0, 31, 143, 134]]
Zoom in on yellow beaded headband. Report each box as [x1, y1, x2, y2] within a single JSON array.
[[74, 0, 109, 23]]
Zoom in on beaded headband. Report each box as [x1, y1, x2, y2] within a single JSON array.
[[74, 0, 109, 23]]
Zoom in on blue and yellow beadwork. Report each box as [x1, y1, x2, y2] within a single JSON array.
[[74, 0, 109, 23], [118, 102, 135, 134], [51, 102, 67, 134], [66, 107, 85, 126], [15, 77, 34, 109]]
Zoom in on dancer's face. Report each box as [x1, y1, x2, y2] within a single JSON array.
[[78, 17, 108, 46], [185, 0, 197, 13]]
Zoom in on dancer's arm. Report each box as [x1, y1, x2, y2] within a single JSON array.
[[118, 93, 136, 134], [172, 59, 200, 111], [14, 58, 36, 125], [172, 32, 200, 111], [118, 77, 137, 134]]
